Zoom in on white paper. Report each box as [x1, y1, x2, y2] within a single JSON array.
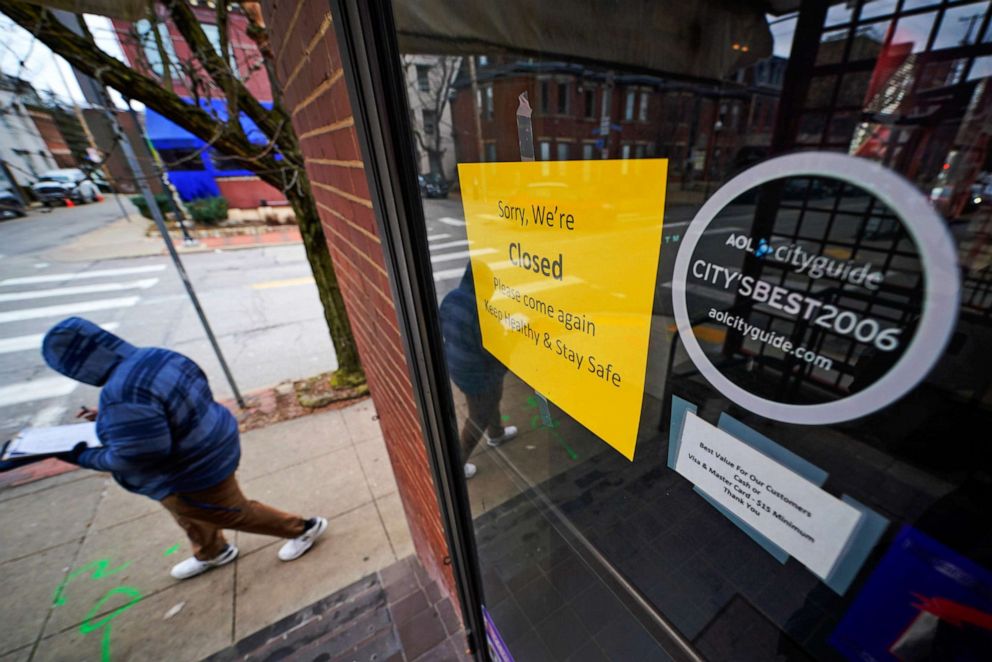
[[674, 412, 861, 579], [3, 422, 101, 460]]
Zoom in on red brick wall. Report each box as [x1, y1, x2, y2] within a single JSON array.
[[261, 0, 458, 604], [28, 109, 74, 168], [215, 177, 285, 209]]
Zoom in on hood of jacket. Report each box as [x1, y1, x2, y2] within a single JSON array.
[[42, 317, 137, 386]]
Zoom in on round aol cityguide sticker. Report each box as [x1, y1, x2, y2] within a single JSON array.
[[671, 152, 960, 425]]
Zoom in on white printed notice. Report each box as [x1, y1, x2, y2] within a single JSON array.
[[674, 412, 862, 579]]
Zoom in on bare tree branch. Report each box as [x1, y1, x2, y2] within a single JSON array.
[[165, 0, 290, 158], [0, 0, 286, 189]]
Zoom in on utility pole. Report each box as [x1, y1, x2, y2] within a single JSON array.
[[598, 71, 614, 159], [467, 56, 485, 161]]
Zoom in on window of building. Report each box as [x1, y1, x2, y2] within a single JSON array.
[[210, 150, 247, 171], [482, 84, 494, 119], [135, 19, 181, 80], [384, 6, 992, 662], [477, 55, 488, 67], [624, 88, 636, 120], [422, 109, 437, 135], [584, 89, 596, 118], [557, 82, 570, 114], [483, 142, 497, 162], [201, 23, 240, 79], [157, 148, 206, 171], [416, 64, 431, 92]]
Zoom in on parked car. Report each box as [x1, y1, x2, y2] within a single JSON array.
[[88, 170, 112, 193], [418, 173, 449, 199], [31, 169, 102, 205], [0, 188, 26, 219]]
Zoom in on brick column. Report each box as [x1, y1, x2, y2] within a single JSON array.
[[261, 0, 458, 603]]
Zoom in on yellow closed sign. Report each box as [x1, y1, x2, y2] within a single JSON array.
[[458, 159, 668, 460]]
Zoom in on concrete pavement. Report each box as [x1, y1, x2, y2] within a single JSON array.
[[0, 399, 414, 661]]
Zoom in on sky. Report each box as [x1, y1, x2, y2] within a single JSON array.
[[0, 14, 140, 110]]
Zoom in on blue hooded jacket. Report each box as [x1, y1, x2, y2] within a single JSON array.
[[41, 317, 240, 500], [439, 267, 507, 395]]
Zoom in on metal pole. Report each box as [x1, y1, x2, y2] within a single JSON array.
[[125, 102, 197, 245], [110, 107, 245, 407], [52, 11, 245, 408], [467, 56, 485, 161]]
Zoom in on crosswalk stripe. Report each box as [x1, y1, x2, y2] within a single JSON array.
[[0, 376, 77, 408], [432, 267, 466, 282], [251, 276, 315, 290], [0, 322, 120, 355], [430, 249, 496, 264], [0, 296, 140, 324], [437, 217, 466, 227], [31, 404, 68, 427], [426, 233, 451, 241], [1, 264, 166, 286], [0, 279, 158, 303], [428, 239, 471, 250]]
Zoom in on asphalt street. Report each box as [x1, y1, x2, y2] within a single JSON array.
[[0, 200, 335, 442]]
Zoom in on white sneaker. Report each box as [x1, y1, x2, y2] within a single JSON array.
[[170, 544, 238, 580], [464, 462, 478, 478], [278, 517, 328, 561], [485, 425, 518, 448]]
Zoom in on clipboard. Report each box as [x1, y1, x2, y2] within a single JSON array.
[[1, 422, 102, 461]]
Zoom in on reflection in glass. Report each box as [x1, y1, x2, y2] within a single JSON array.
[[391, 0, 992, 658]]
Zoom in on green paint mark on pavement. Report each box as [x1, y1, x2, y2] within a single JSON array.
[[164, 544, 180, 556], [552, 430, 579, 461], [80, 586, 142, 662], [53, 559, 131, 606]]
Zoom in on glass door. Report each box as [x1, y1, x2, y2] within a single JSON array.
[[378, 1, 992, 659]]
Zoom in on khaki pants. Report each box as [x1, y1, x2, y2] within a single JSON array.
[[161, 473, 307, 560], [459, 381, 505, 460]]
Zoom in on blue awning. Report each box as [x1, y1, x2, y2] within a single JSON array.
[[145, 98, 271, 150]]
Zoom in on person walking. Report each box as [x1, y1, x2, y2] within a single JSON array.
[[439, 265, 517, 478], [41, 317, 328, 580]]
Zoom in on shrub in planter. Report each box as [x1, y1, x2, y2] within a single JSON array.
[[129, 193, 173, 220], [187, 196, 229, 225]]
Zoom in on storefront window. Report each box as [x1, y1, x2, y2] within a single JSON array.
[[391, 0, 992, 659]]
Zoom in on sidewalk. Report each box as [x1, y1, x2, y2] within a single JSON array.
[[0, 399, 419, 661], [44, 214, 302, 263]]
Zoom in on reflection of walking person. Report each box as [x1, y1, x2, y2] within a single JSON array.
[[439, 266, 517, 478], [41, 317, 328, 580]]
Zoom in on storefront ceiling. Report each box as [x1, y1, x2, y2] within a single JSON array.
[[393, 0, 774, 80]]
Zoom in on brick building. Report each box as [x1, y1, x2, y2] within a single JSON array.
[[27, 107, 74, 168], [111, 4, 283, 208], [450, 56, 786, 188], [81, 108, 163, 194]]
